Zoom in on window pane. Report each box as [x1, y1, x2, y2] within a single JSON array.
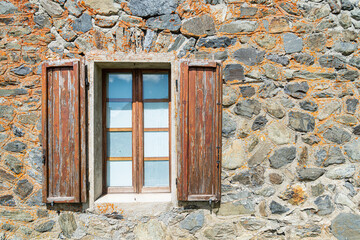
[[143, 73, 168, 99], [107, 132, 132, 157], [107, 102, 132, 128], [107, 73, 132, 99], [144, 161, 169, 187], [107, 161, 132, 187], [144, 131, 169, 157], [144, 102, 168, 128]]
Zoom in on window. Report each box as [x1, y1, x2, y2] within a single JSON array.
[[103, 69, 171, 194]]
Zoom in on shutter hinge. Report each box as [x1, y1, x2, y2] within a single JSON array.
[[175, 80, 178, 92], [42, 150, 46, 165], [85, 65, 90, 88], [175, 178, 178, 186], [217, 103, 221, 106], [216, 146, 220, 168], [86, 181, 90, 190]]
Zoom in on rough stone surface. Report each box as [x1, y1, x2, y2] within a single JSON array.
[[315, 195, 334, 216], [234, 99, 261, 118], [59, 213, 77, 238], [344, 138, 360, 162], [11, 65, 31, 76], [0, 1, 17, 14], [239, 86, 255, 98], [0, 195, 15, 207], [284, 82, 309, 99], [128, 0, 177, 17], [325, 164, 356, 179], [35, 220, 55, 233], [233, 48, 265, 66], [252, 116, 268, 131], [264, 101, 285, 119], [146, 14, 181, 32], [323, 127, 351, 144], [4, 141, 27, 152], [331, 213, 360, 240], [283, 33, 303, 53], [179, 212, 204, 233], [223, 64, 244, 82], [298, 168, 326, 181], [270, 201, 289, 214], [269, 146, 297, 169], [40, 0, 64, 17], [72, 13, 93, 33], [267, 122, 292, 145], [181, 15, 216, 37], [294, 53, 315, 65], [288, 111, 315, 132], [82, 0, 119, 15], [223, 140, 246, 169], [5, 155, 23, 174], [219, 20, 258, 33], [222, 112, 236, 137], [266, 54, 289, 66], [14, 179, 33, 199], [300, 100, 318, 112]]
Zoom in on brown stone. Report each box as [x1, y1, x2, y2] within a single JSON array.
[[269, 173, 283, 185]]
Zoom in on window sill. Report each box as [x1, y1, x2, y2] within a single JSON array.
[[95, 193, 172, 203], [94, 193, 173, 216]]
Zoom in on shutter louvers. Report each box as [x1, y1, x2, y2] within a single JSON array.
[[41, 59, 87, 203], [178, 61, 222, 202]]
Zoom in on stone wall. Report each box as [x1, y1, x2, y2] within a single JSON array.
[[1, 0, 360, 239]]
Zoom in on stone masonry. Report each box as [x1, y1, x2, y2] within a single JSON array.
[[1, 0, 360, 239]]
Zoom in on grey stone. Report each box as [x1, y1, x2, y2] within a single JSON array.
[[12, 125, 24, 137], [219, 20, 258, 34], [333, 41, 358, 56], [214, 51, 228, 61], [2, 223, 15, 232], [223, 64, 244, 82], [181, 15, 215, 37], [222, 112, 236, 137], [240, 217, 266, 231], [339, 69, 359, 81], [293, 70, 337, 80], [319, 54, 346, 69], [267, 122, 292, 145], [280, 2, 301, 16], [332, 213, 360, 240], [11, 65, 31, 76], [40, 0, 64, 17], [354, 125, 360, 135], [64, 0, 84, 17], [232, 166, 265, 187], [342, 0, 354, 10], [325, 164, 356, 179], [349, 57, 360, 69], [143, 30, 157, 52], [0, 169, 16, 182], [254, 33, 276, 49], [128, 0, 178, 17], [252, 116, 267, 131], [266, 54, 289, 66], [59, 213, 77, 238], [72, 13, 92, 33], [216, 200, 255, 216], [312, 183, 325, 197], [59, 25, 77, 42], [239, 86, 255, 98], [14, 179, 33, 199], [26, 190, 44, 206], [234, 99, 261, 118], [146, 14, 181, 32], [321, 146, 346, 167], [305, 33, 326, 52], [298, 168, 325, 181], [283, 33, 303, 54], [35, 220, 55, 233], [269, 146, 296, 169], [0, 133, 7, 143], [0, 125, 4, 132], [222, 191, 250, 202], [0, 89, 28, 97], [318, 101, 341, 120], [265, 101, 285, 119], [259, 81, 280, 98], [0, 1, 17, 14], [248, 142, 271, 167], [0, 195, 15, 207], [222, 139, 246, 170], [257, 186, 276, 197], [315, 195, 334, 216], [270, 201, 289, 214], [344, 181, 356, 197], [197, 36, 233, 48], [269, 173, 283, 185], [323, 127, 351, 144], [284, 82, 309, 99], [179, 212, 204, 233], [289, 111, 315, 132], [351, 9, 360, 21], [4, 141, 26, 152], [300, 100, 318, 112], [233, 48, 265, 66], [340, 12, 352, 28], [223, 86, 238, 106], [296, 225, 322, 238], [34, 13, 51, 28], [344, 138, 360, 162], [0, 210, 34, 222], [5, 155, 22, 174], [262, 64, 281, 80], [203, 222, 236, 239], [327, 0, 341, 13]]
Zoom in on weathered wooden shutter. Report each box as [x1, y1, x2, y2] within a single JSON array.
[[178, 61, 222, 201], [41, 59, 87, 203]]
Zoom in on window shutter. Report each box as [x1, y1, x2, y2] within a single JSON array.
[[178, 61, 222, 202], [41, 59, 87, 203]]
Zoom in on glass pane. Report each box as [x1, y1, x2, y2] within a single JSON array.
[[107, 73, 132, 99], [143, 73, 168, 99], [107, 161, 132, 187], [107, 132, 132, 157], [107, 102, 132, 128], [144, 102, 169, 128], [144, 161, 169, 187], [144, 132, 169, 157]]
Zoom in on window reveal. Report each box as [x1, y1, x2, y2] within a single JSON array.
[[103, 69, 171, 193]]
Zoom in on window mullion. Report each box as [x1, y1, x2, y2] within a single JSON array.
[[132, 70, 138, 193], [137, 70, 144, 193]]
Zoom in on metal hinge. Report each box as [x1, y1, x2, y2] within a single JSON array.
[[42, 149, 46, 165], [216, 146, 220, 168], [175, 80, 178, 92], [86, 181, 90, 190], [176, 178, 178, 186], [85, 65, 90, 88]]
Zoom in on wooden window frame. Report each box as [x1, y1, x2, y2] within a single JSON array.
[[102, 69, 171, 194]]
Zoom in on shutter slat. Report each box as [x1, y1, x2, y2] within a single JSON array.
[[178, 61, 222, 202], [42, 59, 86, 203]]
